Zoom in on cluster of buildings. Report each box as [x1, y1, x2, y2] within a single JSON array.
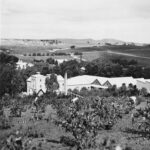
[[16, 60, 34, 70], [26, 72, 150, 95]]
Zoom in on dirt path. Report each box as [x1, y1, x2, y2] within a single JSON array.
[[107, 50, 150, 60]]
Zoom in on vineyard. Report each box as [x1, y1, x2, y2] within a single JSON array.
[[0, 92, 150, 150]]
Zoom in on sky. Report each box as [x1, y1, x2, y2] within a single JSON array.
[[0, 0, 150, 43]]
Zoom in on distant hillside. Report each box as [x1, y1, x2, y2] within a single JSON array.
[[0, 38, 96, 48], [0, 38, 146, 49], [97, 39, 125, 46]]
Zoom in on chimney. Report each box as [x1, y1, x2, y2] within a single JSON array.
[[64, 72, 68, 95]]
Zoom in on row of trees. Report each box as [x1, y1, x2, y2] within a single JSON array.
[[24, 53, 51, 57]]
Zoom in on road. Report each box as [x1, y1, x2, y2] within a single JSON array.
[[107, 50, 150, 60]]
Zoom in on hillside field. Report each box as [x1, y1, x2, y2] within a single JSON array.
[[1, 43, 150, 66]]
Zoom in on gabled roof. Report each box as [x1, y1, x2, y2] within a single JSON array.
[[67, 75, 94, 86], [67, 75, 138, 88], [67, 75, 107, 86], [145, 79, 150, 83], [27, 77, 32, 82], [136, 78, 145, 83], [37, 89, 45, 97], [104, 77, 136, 87], [136, 78, 150, 83]]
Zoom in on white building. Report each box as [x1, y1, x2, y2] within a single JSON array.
[[27, 73, 150, 95], [136, 79, 150, 93], [16, 60, 34, 69], [55, 59, 68, 64], [65, 75, 141, 93], [66, 75, 107, 91], [66, 75, 150, 94], [27, 72, 64, 95]]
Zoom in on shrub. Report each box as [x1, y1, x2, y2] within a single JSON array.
[[32, 53, 36, 56], [37, 53, 41, 56]]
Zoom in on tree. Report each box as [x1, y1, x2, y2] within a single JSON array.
[[140, 88, 148, 96], [11, 71, 26, 96], [46, 53, 50, 56], [0, 53, 19, 97], [60, 60, 81, 78], [70, 45, 75, 49], [143, 67, 150, 79], [45, 74, 59, 93], [46, 58, 57, 64], [32, 53, 36, 56], [85, 63, 98, 75], [0, 52, 18, 65], [111, 64, 123, 77], [37, 53, 41, 56], [41, 67, 49, 75], [109, 85, 118, 96], [119, 83, 127, 96]]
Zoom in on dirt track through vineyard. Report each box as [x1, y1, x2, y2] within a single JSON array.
[[107, 50, 150, 60]]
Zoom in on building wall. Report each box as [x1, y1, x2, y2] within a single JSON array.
[[136, 80, 146, 90], [59, 80, 65, 92], [136, 80, 150, 93], [145, 81, 150, 93], [27, 73, 64, 95], [67, 84, 93, 91], [35, 76, 46, 93], [17, 60, 34, 70], [27, 81, 33, 95]]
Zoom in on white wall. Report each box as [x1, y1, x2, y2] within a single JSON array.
[[136, 80, 150, 93], [27, 73, 64, 95], [35, 76, 46, 93], [136, 80, 146, 90], [145, 81, 150, 93], [67, 84, 92, 91]]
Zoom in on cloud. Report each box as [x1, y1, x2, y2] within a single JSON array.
[[1, 0, 150, 42]]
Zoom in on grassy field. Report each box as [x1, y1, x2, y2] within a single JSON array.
[[15, 54, 73, 62], [82, 51, 105, 61]]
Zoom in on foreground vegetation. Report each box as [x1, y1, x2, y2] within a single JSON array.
[[0, 86, 150, 150], [1, 49, 150, 149]]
